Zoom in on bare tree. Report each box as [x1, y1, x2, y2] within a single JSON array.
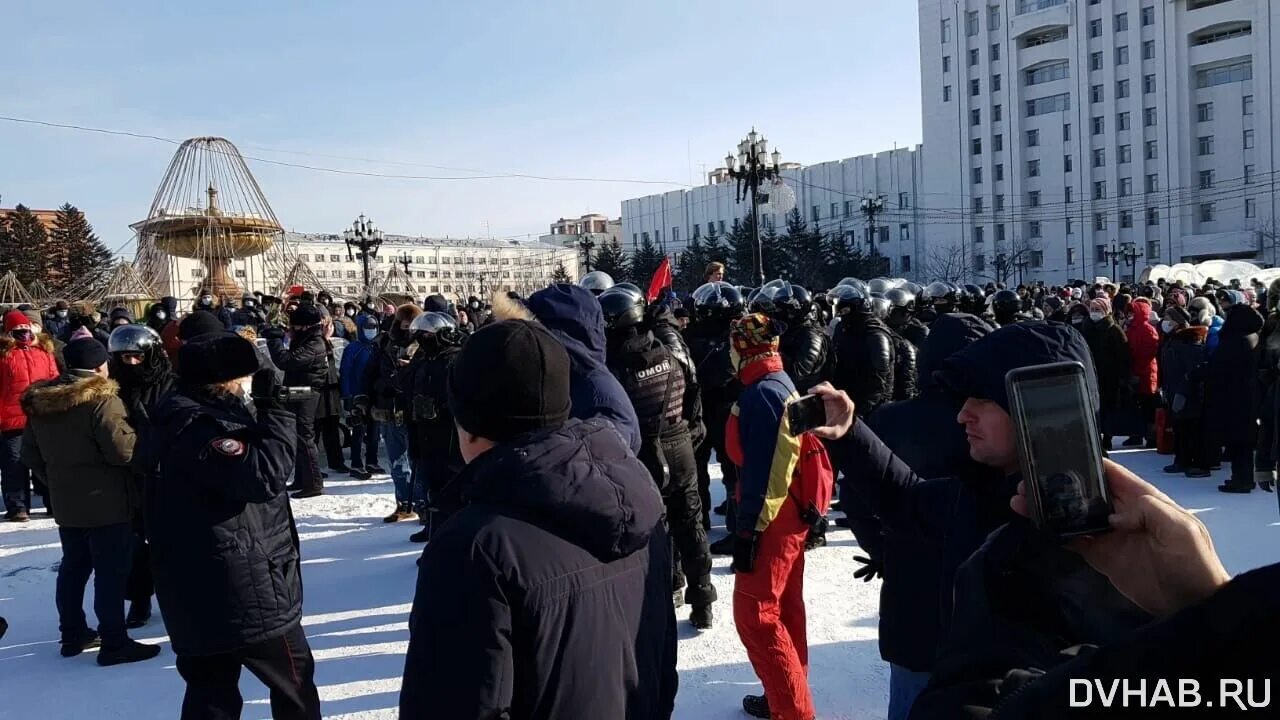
[[926, 245, 971, 283], [980, 236, 1043, 286], [1254, 217, 1280, 267]]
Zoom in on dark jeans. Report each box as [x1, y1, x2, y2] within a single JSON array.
[[1174, 418, 1208, 470], [640, 432, 716, 608], [314, 415, 346, 470], [1, 430, 30, 514], [1225, 442, 1255, 486], [382, 422, 413, 504], [56, 523, 133, 647], [349, 419, 380, 470], [290, 397, 323, 492], [126, 516, 153, 604], [176, 622, 321, 720]]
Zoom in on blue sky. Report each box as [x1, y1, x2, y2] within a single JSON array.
[[0, 0, 922, 255]]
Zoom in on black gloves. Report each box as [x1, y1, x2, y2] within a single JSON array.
[[853, 555, 883, 582], [261, 326, 286, 341], [731, 531, 760, 574]]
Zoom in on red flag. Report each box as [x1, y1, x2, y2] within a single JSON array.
[[647, 256, 672, 303]]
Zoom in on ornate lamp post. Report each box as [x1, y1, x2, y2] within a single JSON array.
[[726, 128, 782, 286], [1121, 242, 1142, 283], [343, 214, 383, 303]]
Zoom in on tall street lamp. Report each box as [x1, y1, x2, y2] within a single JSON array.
[[344, 214, 383, 303], [726, 128, 782, 286], [1121, 242, 1142, 283]]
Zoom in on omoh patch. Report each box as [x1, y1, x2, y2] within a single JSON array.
[[211, 437, 246, 457]]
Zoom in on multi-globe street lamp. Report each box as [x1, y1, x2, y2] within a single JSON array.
[[726, 128, 782, 286]]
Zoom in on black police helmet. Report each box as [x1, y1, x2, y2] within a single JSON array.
[[108, 324, 161, 354], [884, 288, 915, 311], [598, 287, 646, 330], [992, 289, 1021, 317], [691, 281, 745, 321]]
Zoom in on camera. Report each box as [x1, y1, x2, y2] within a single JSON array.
[[275, 386, 316, 401]]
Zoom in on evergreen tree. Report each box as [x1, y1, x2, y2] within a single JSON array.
[[674, 234, 707, 293], [591, 237, 630, 283], [550, 261, 572, 284], [760, 219, 789, 283], [52, 204, 113, 295], [782, 209, 827, 290], [2, 205, 49, 286], [629, 234, 664, 288], [727, 214, 758, 287]]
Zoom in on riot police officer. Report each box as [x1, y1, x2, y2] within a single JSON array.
[[400, 312, 464, 544], [991, 289, 1022, 326], [600, 288, 716, 629], [831, 284, 896, 418], [871, 296, 918, 402], [578, 271, 615, 296], [884, 288, 929, 351], [763, 282, 831, 393], [685, 281, 744, 552], [919, 281, 960, 323]]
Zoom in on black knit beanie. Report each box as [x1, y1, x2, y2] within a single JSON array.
[[178, 332, 260, 385], [448, 320, 571, 442], [179, 310, 226, 341]]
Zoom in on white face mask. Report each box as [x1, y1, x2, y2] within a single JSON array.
[[238, 377, 254, 399], [1161, 320, 1177, 334], [346, 309, 356, 317], [362, 329, 378, 341], [1089, 311, 1105, 322], [155, 310, 167, 321], [55, 310, 67, 319], [244, 300, 255, 308]]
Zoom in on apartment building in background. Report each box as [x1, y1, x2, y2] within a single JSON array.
[[920, 0, 1280, 283], [539, 213, 621, 277]]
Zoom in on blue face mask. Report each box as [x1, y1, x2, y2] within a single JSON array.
[[362, 329, 378, 341]]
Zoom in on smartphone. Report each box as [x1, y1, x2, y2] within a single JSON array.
[[787, 394, 827, 436], [1005, 362, 1112, 538]]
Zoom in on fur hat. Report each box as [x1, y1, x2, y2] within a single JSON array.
[[179, 332, 261, 385], [1188, 296, 1216, 327], [1164, 305, 1192, 328]]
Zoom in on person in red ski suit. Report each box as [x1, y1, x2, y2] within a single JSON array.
[[726, 313, 832, 720]]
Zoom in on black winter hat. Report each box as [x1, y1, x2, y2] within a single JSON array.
[[289, 303, 323, 327], [64, 337, 109, 371], [178, 310, 225, 341], [448, 320, 571, 443], [178, 332, 260, 385]]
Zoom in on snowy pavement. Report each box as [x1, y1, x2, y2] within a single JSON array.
[[1, 450, 1278, 719]]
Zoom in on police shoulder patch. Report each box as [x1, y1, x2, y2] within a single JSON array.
[[211, 437, 246, 457]]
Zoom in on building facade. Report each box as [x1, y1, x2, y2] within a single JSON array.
[[621, 147, 927, 280], [154, 231, 578, 302], [920, 0, 1280, 283], [538, 213, 621, 277]]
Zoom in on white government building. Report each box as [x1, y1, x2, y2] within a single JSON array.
[[155, 231, 578, 301], [621, 0, 1280, 284]]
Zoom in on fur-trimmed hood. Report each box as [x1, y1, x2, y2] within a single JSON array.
[[0, 332, 57, 359], [490, 290, 533, 321], [21, 373, 119, 417]]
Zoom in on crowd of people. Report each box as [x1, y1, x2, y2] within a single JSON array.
[[0, 261, 1277, 719]]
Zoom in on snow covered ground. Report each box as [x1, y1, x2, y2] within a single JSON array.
[[1, 449, 1277, 720]]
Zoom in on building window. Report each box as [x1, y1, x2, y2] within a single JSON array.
[[330, 254, 341, 263], [1200, 203, 1216, 222], [1146, 173, 1159, 193], [1198, 136, 1214, 156], [1026, 61, 1069, 86], [973, 167, 984, 184], [1243, 95, 1254, 115], [1117, 112, 1130, 131], [992, 75, 1002, 93], [1090, 84, 1104, 103], [1245, 165, 1255, 184], [994, 163, 1005, 181], [941, 18, 951, 42], [995, 223, 1006, 242], [966, 10, 979, 36], [1196, 102, 1214, 122], [974, 254, 986, 272], [1116, 79, 1130, 98], [1092, 116, 1105, 135], [1067, 218, 1074, 236], [1142, 6, 1155, 25], [1068, 246, 1076, 264], [1142, 40, 1156, 60], [993, 104, 1003, 121], [900, 224, 910, 241], [346, 270, 357, 279], [944, 85, 952, 102], [1115, 12, 1128, 31], [1089, 19, 1102, 38], [899, 192, 911, 208], [879, 226, 890, 243], [989, 5, 1000, 30], [1244, 129, 1256, 149], [1143, 107, 1157, 127], [1027, 159, 1040, 177], [995, 194, 1005, 211], [1196, 60, 1252, 88], [1090, 52, 1104, 71], [1094, 180, 1107, 200], [811, 205, 820, 221], [828, 204, 838, 221], [1028, 190, 1041, 208], [973, 197, 985, 213], [1120, 211, 1133, 229], [1025, 93, 1071, 117], [971, 79, 982, 97], [719, 220, 726, 234], [1120, 177, 1133, 196], [1199, 170, 1215, 189], [1064, 154, 1073, 172], [901, 255, 912, 272], [1029, 221, 1043, 238], [1145, 140, 1159, 160], [943, 55, 951, 73], [1118, 144, 1131, 163], [1030, 250, 1044, 268], [1093, 148, 1106, 168], [1026, 129, 1039, 146], [991, 42, 1001, 61], [1021, 27, 1068, 48], [973, 138, 983, 155], [1246, 199, 1257, 219], [844, 200, 854, 217], [969, 48, 980, 66], [1116, 46, 1129, 65], [1096, 244, 1108, 262], [1147, 207, 1160, 226], [1095, 214, 1107, 232], [971, 108, 982, 126], [1143, 74, 1156, 94], [297, 253, 309, 261], [190, 268, 204, 278], [1063, 123, 1072, 141]]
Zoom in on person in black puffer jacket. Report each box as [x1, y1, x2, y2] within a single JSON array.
[[310, 310, 348, 477], [768, 283, 831, 394], [830, 285, 895, 417], [141, 333, 320, 719], [1207, 296, 1264, 493], [266, 304, 328, 498], [885, 288, 928, 351], [1159, 306, 1211, 476], [399, 312, 464, 543], [400, 320, 676, 720], [1255, 280, 1280, 492]]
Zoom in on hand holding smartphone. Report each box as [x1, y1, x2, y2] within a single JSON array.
[[787, 394, 828, 436]]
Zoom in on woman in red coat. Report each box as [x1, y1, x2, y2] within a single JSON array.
[[0, 310, 60, 520], [1125, 297, 1160, 447]]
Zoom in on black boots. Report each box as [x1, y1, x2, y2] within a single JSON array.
[[690, 605, 713, 630], [60, 631, 100, 657], [126, 600, 151, 629], [97, 638, 161, 666]]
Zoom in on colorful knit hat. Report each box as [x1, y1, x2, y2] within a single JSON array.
[[730, 312, 781, 366]]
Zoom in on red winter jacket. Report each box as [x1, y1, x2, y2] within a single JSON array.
[[0, 336, 60, 433], [1126, 298, 1159, 396]]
